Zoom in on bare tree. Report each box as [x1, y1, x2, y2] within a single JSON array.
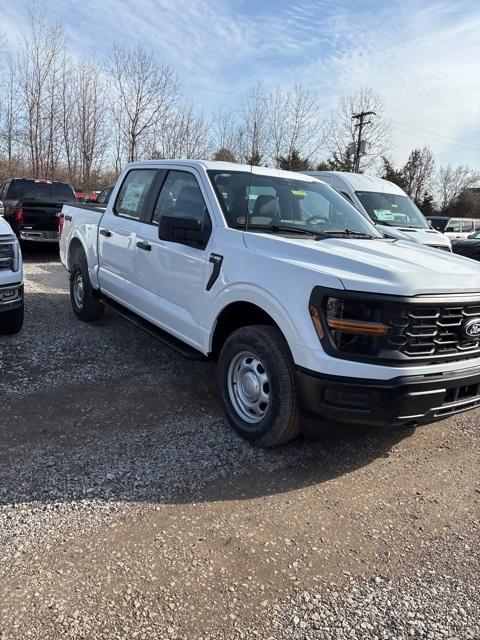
[[0, 55, 22, 172], [268, 85, 321, 167], [402, 146, 435, 205], [322, 88, 391, 171], [437, 165, 480, 212], [211, 108, 242, 162], [74, 61, 107, 189], [16, 10, 66, 176], [151, 103, 211, 159], [239, 83, 269, 165], [109, 44, 179, 163], [59, 57, 79, 184]]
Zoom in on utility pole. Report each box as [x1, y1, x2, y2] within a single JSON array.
[[352, 111, 376, 173]]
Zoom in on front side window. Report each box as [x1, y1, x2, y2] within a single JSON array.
[[355, 192, 428, 229], [152, 170, 210, 228], [115, 170, 156, 219], [208, 170, 380, 237]]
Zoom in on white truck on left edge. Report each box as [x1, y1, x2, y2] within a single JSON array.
[[0, 216, 24, 334], [59, 160, 480, 447]]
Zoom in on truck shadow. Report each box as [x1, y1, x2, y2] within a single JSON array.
[[20, 242, 61, 263], [1, 289, 414, 508]]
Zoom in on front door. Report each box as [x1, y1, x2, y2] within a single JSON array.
[[133, 169, 213, 349]]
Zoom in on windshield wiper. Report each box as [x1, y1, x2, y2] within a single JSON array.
[[314, 229, 377, 241], [248, 224, 320, 237]]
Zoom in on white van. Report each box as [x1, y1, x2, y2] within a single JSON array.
[[427, 217, 480, 240], [305, 171, 451, 251]]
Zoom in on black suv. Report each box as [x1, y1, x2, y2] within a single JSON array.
[[0, 178, 76, 242]]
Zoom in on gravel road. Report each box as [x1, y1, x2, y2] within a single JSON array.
[[1, 246, 479, 639]]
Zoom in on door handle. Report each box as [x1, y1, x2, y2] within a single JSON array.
[[136, 240, 151, 251], [99, 228, 112, 237]]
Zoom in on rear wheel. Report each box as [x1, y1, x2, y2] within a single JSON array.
[[0, 300, 24, 335], [218, 325, 300, 447], [70, 251, 104, 321]]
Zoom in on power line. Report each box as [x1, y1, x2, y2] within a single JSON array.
[[392, 120, 480, 151]]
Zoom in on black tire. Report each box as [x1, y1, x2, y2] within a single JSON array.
[[69, 250, 104, 321], [218, 325, 300, 447], [0, 300, 24, 335]]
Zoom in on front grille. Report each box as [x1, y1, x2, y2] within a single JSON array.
[[387, 303, 480, 360], [0, 236, 15, 270]]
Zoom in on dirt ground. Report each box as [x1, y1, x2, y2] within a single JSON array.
[[1, 246, 479, 639]]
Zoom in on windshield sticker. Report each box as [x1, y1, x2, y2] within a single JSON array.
[[374, 209, 395, 221], [291, 190, 306, 197]]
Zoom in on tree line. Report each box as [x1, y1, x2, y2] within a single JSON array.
[[0, 10, 478, 215]]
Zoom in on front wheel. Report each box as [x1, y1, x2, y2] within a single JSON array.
[[218, 325, 300, 447]]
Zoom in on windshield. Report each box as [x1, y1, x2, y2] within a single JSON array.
[[356, 191, 428, 229], [428, 217, 448, 232], [208, 171, 381, 237]]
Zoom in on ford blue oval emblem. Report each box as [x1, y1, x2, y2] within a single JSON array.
[[464, 319, 480, 338]]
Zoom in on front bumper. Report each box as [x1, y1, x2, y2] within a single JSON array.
[[0, 283, 23, 312], [295, 365, 480, 428], [19, 230, 58, 242]]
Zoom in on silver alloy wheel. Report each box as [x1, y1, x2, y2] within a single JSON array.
[[73, 271, 85, 309], [227, 350, 271, 424]]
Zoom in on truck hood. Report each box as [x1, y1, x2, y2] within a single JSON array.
[[244, 233, 480, 296], [377, 224, 451, 248], [0, 216, 14, 236]]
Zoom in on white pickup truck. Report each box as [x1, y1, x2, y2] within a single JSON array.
[[59, 160, 480, 447], [0, 216, 24, 334]]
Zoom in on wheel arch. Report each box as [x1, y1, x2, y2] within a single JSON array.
[[210, 298, 297, 359]]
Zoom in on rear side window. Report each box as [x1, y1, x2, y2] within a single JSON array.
[[5, 180, 75, 202], [462, 220, 473, 232], [114, 170, 156, 219]]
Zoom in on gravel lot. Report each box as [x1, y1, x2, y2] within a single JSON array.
[[1, 246, 479, 639]]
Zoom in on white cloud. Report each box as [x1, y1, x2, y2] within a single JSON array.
[[1, 0, 479, 168]]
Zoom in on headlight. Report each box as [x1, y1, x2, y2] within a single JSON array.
[[325, 297, 391, 356], [309, 292, 395, 358]]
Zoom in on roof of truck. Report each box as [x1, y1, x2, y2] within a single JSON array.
[[127, 159, 321, 182], [305, 171, 407, 195]]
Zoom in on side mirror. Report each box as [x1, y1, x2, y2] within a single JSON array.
[[445, 227, 454, 233], [159, 215, 204, 247]]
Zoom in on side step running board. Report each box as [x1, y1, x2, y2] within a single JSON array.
[[101, 297, 207, 361]]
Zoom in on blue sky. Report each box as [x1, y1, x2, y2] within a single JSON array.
[[1, 0, 479, 168]]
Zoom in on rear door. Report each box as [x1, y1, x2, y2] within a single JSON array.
[[97, 168, 158, 306], [132, 168, 213, 347]]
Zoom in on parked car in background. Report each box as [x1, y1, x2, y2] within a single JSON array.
[[0, 216, 23, 334], [451, 230, 480, 261], [304, 172, 451, 251], [427, 216, 480, 240], [1, 178, 76, 243], [96, 185, 114, 207], [59, 160, 480, 447]]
